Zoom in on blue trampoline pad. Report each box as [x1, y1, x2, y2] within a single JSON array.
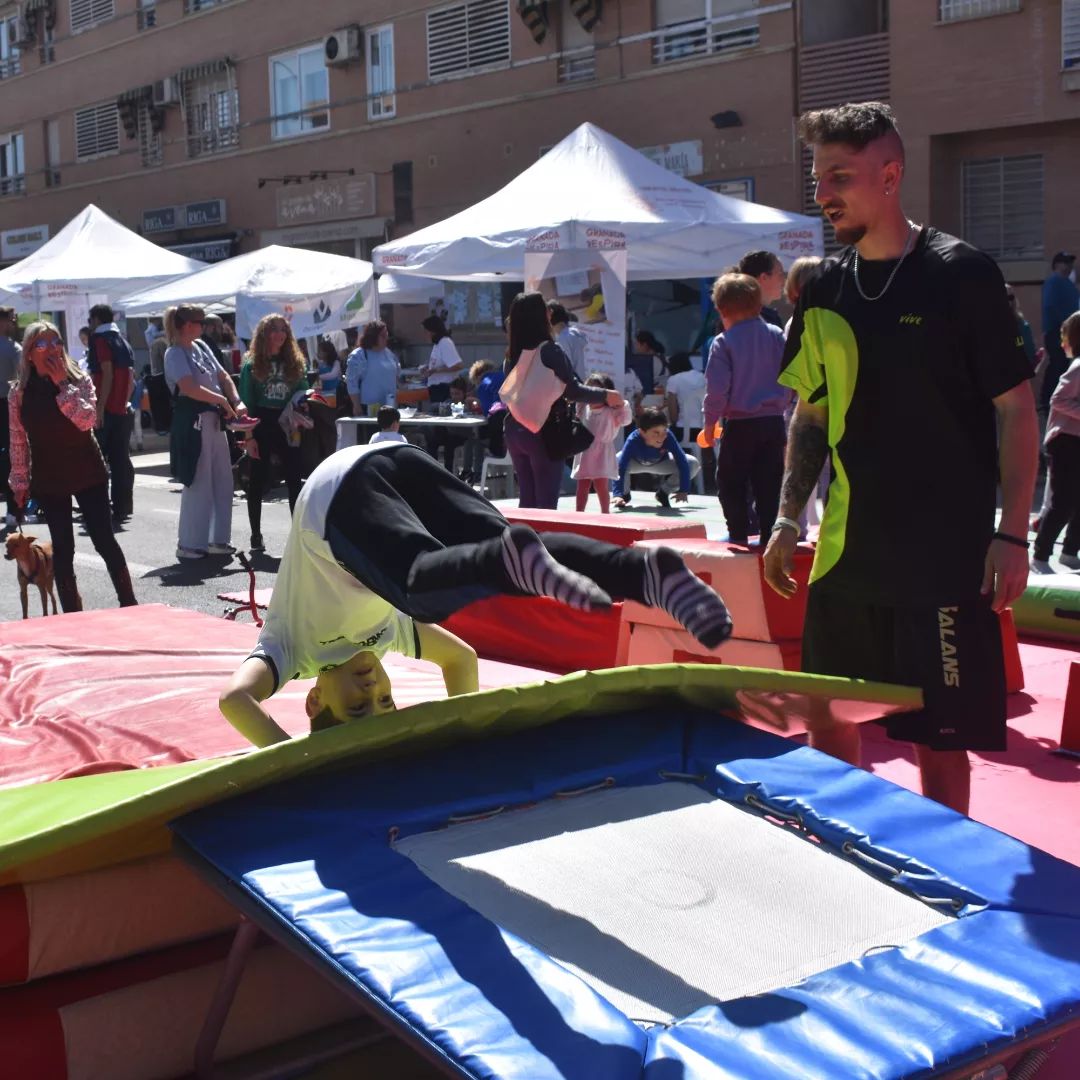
[[172, 707, 1080, 1080]]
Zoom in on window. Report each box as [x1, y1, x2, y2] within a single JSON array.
[[367, 24, 395, 120], [962, 155, 1043, 261], [137, 101, 162, 166], [182, 62, 239, 156], [75, 102, 120, 160], [938, 0, 1020, 22], [0, 9, 20, 78], [558, 0, 595, 82], [270, 45, 328, 139], [45, 118, 60, 186], [427, 0, 510, 80], [0, 131, 24, 195], [1065, 0, 1080, 68], [71, 0, 114, 34], [654, 0, 760, 64], [185, 0, 228, 12], [137, 0, 156, 30]]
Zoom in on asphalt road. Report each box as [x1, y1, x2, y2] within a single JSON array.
[[0, 435, 293, 624]]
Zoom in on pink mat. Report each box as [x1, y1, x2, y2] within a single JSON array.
[[0, 605, 554, 790], [864, 638, 1080, 1079]]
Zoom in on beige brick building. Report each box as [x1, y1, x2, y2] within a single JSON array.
[[0, 0, 1077, 339]]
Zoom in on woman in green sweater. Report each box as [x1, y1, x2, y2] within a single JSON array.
[[238, 314, 309, 551]]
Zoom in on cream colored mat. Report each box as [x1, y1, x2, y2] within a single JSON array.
[[396, 782, 951, 1025]]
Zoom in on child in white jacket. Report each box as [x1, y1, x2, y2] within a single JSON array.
[[572, 373, 632, 513]]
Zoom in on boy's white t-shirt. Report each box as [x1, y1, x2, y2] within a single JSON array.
[[369, 430, 408, 444], [427, 337, 463, 386], [664, 369, 707, 429], [250, 443, 419, 693]]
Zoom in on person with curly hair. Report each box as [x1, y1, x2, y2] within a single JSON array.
[[238, 315, 310, 552]]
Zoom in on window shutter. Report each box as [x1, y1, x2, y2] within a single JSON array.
[[428, 0, 510, 79], [1064, 0, 1080, 68], [937, 0, 1020, 23], [962, 155, 1043, 261], [75, 102, 120, 160], [71, 0, 114, 33]]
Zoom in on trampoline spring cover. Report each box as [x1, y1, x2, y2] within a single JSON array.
[[394, 781, 952, 1026]]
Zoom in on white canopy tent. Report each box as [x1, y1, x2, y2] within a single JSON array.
[[119, 244, 378, 338], [373, 123, 823, 282], [377, 273, 445, 304], [0, 204, 206, 313]]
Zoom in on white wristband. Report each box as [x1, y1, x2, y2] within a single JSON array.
[[771, 516, 801, 535]]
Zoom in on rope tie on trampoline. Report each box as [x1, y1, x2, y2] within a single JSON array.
[[744, 793, 805, 830], [658, 770, 706, 783], [555, 777, 616, 798], [841, 842, 965, 910]]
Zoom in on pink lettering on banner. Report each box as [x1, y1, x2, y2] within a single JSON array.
[[777, 228, 817, 256], [526, 229, 561, 252], [379, 253, 409, 267]]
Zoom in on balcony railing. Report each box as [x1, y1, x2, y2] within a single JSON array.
[[558, 47, 596, 83], [653, 13, 760, 65], [0, 175, 26, 197], [0, 55, 22, 79]]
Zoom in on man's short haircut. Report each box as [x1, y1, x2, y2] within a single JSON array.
[[1062, 312, 1080, 358], [0, 306, 15, 323], [88, 303, 114, 324], [547, 301, 571, 325], [797, 101, 903, 158], [376, 405, 400, 430], [637, 406, 669, 431], [737, 251, 779, 279], [712, 273, 763, 319]]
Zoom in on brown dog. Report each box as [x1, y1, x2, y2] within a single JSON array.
[[5, 532, 58, 619]]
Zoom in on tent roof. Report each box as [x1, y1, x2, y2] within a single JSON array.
[[374, 123, 823, 282], [0, 204, 206, 310], [119, 245, 375, 315]]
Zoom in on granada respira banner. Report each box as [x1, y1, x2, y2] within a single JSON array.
[[235, 280, 377, 339], [524, 229, 628, 385]]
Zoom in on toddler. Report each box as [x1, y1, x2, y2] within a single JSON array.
[[572, 374, 632, 513]]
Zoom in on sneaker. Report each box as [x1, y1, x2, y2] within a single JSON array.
[[1060, 553, 1080, 570], [176, 546, 208, 560], [1030, 558, 1054, 574], [655, 490, 671, 508], [207, 543, 237, 556], [249, 534, 265, 552]]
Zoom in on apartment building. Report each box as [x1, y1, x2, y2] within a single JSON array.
[[0, 0, 1077, 332]]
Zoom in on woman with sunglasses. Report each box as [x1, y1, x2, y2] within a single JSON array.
[[164, 304, 246, 560], [238, 315, 309, 552], [7, 321, 137, 610]]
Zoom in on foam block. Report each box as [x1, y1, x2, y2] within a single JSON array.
[[624, 623, 801, 671], [501, 507, 706, 546]]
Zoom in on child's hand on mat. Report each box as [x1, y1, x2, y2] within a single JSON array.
[[612, 497, 628, 509], [674, 491, 689, 504]]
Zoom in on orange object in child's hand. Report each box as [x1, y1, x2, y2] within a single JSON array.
[[697, 422, 723, 448]]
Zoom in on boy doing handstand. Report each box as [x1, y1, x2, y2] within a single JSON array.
[[220, 442, 733, 745]]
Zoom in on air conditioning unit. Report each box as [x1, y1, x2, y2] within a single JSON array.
[[324, 26, 362, 66], [152, 77, 180, 107]]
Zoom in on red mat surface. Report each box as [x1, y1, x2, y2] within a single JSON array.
[[0, 605, 554, 790]]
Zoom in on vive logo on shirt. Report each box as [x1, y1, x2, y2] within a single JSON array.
[[898, 314, 923, 326], [318, 626, 389, 650]]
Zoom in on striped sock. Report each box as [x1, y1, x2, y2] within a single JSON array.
[[643, 547, 733, 650], [500, 526, 611, 612]]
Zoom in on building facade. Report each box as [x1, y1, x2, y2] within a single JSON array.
[[0, 0, 1077, 333]]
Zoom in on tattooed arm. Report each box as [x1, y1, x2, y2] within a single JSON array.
[[764, 399, 828, 597]]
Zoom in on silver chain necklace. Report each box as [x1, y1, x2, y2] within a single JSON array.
[[852, 221, 917, 302]]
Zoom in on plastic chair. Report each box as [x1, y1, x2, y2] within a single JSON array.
[[480, 451, 517, 500]]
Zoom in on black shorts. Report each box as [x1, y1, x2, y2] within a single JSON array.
[[801, 588, 1006, 752]]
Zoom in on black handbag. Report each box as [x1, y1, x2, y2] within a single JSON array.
[[540, 397, 595, 460]]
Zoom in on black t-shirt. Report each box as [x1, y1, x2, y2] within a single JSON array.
[[779, 226, 1031, 606]]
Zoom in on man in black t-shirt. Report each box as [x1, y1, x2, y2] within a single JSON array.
[[763, 102, 1038, 816]]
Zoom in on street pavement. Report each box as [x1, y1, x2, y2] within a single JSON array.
[[0, 432, 293, 623]]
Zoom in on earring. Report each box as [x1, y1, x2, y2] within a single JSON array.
[[885, 188, 892, 196]]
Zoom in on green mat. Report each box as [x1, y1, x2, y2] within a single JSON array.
[[0, 665, 920, 885], [1012, 573, 1080, 642]]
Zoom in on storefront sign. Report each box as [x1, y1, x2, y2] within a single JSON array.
[[167, 238, 234, 262], [143, 199, 227, 235], [0, 223, 49, 260], [142, 206, 178, 234], [275, 174, 376, 227], [638, 140, 704, 178], [707, 177, 754, 202], [184, 199, 227, 228]]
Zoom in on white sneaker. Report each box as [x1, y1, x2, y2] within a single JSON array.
[[1060, 553, 1080, 570], [207, 543, 236, 556], [1030, 558, 1054, 574], [176, 546, 208, 560]]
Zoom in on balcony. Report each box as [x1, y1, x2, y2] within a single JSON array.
[[558, 47, 596, 83], [653, 15, 760, 65]]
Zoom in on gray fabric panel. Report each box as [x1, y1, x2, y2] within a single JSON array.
[[396, 782, 951, 1025]]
